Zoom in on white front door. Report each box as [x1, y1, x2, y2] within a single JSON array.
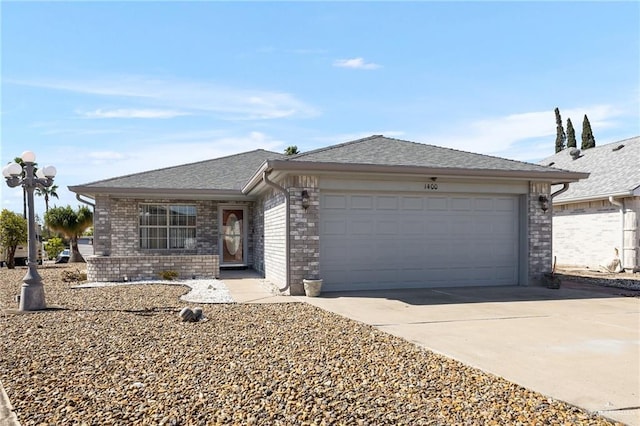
[[219, 206, 248, 266]]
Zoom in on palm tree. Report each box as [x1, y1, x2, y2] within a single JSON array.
[[45, 205, 93, 263], [11, 156, 41, 218], [35, 184, 59, 213], [12, 157, 28, 218], [284, 145, 300, 155]]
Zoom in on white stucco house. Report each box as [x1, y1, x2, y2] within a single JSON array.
[[69, 135, 586, 295], [540, 136, 640, 272]]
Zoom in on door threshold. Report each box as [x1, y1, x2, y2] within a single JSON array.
[[220, 265, 249, 270]]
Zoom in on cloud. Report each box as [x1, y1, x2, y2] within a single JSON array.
[[8, 76, 319, 120], [69, 131, 286, 178], [333, 57, 381, 70], [79, 108, 189, 119], [420, 104, 624, 161], [87, 151, 127, 160]]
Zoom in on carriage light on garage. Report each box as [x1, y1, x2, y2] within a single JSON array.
[[301, 190, 310, 210], [538, 195, 550, 212]]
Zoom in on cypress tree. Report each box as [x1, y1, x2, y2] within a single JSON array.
[[581, 114, 596, 149], [554, 107, 566, 153], [566, 118, 577, 148]]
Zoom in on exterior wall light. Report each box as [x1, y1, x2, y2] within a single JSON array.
[[2, 151, 57, 311], [538, 195, 549, 212], [301, 190, 310, 210]]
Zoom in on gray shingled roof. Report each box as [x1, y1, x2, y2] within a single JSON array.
[[539, 136, 640, 202], [71, 149, 284, 193], [287, 135, 564, 173]]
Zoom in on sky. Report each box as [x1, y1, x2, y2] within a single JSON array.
[[1, 1, 639, 217]]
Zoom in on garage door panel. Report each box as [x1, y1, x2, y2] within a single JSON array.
[[376, 196, 399, 210], [350, 219, 374, 235], [351, 196, 373, 209], [495, 198, 516, 211], [322, 219, 347, 235], [320, 192, 520, 291], [377, 220, 398, 234], [401, 197, 424, 210], [474, 198, 494, 210], [427, 197, 448, 210], [451, 198, 472, 210], [323, 195, 347, 209], [401, 219, 424, 235]]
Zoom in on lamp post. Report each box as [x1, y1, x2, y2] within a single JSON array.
[[2, 151, 57, 311]]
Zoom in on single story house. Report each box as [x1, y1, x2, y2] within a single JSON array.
[[540, 136, 639, 271], [69, 135, 587, 295]]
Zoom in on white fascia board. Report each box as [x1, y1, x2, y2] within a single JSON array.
[[553, 190, 635, 205]]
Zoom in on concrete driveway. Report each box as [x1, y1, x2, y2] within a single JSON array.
[[298, 282, 640, 426]]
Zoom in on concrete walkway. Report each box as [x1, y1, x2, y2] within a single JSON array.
[[298, 283, 640, 426]]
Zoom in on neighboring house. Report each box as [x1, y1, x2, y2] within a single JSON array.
[[69, 135, 586, 295], [540, 136, 640, 271]]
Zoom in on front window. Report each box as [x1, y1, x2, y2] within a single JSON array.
[[139, 204, 196, 249]]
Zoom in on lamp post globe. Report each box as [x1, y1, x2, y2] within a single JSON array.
[[3, 151, 56, 311]]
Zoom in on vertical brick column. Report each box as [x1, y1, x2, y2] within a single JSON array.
[[528, 182, 552, 285], [93, 195, 112, 256], [288, 176, 320, 295]]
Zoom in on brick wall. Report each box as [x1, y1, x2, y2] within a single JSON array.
[[286, 176, 320, 295], [90, 197, 255, 281], [93, 195, 112, 256], [528, 182, 552, 284], [86, 255, 219, 282], [553, 196, 639, 269], [97, 198, 218, 257]]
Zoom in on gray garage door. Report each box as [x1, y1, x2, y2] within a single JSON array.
[[320, 192, 520, 291]]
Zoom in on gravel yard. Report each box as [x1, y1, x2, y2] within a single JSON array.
[[1, 265, 618, 425]]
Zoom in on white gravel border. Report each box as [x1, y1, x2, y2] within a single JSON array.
[[72, 279, 234, 304]]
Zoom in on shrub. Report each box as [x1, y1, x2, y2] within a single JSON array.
[[45, 237, 65, 260], [62, 269, 87, 283], [159, 270, 179, 281]]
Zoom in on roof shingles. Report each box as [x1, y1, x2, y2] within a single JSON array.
[[540, 136, 640, 202], [75, 149, 284, 191], [288, 135, 561, 173]]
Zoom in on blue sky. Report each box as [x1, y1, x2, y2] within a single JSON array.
[[1, 1, 639, 216]]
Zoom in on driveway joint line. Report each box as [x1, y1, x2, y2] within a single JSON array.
[[372, 314, 551, 327]]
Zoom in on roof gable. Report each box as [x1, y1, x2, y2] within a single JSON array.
[[539, 136, 640, 202], [71, 149, 284, 193], [288, 135, 563, 173]]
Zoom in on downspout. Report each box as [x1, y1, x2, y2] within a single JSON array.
[[262, 170, 290, 292], [608, 196, 625, 271], [550, 183, 570, 200]]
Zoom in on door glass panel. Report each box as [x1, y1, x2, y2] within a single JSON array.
[[222, 209, 243, 263]]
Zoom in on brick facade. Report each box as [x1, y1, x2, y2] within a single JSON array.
[[86, 254, 219, 282], [553, 196, 639, 269], [89, 196, 255, 281], [528, 182, 552, 284], [90, 179, 560, 290], [286, 176, 320, 295]]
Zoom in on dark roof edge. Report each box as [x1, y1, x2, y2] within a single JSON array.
[[68, 186, 245, 198], [242, 160, 589, 194], [74, 149, 281, 187]]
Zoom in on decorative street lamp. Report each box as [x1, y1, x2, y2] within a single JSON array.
[[2, 151, 57, 311]]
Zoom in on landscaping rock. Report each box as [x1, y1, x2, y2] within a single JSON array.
[[0, 265, 619, 425]]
